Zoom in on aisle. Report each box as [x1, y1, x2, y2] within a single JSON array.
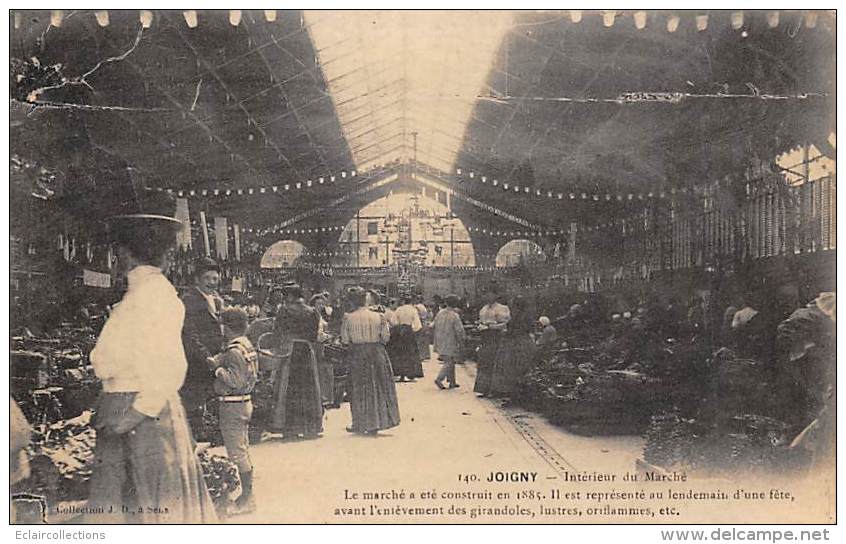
[[226, 354, 644, 523]]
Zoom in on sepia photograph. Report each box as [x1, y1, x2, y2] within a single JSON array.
[[6, 7, 837, 527]]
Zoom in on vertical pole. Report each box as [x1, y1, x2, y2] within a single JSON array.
[[356, 210, 360, 268], [450, 225, 455, 267]]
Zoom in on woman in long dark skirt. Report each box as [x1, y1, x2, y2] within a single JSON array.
[[414, 294, 432, 362], [390, 295, 423, 381], [310, 294, 335, 407], [268, 285, 324, 438], [473, 288, 511, 397], [490, 295, 536, 395], [341, 287, 400, 435]]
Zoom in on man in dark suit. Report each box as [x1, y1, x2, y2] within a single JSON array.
[[180, 257, 224, 439]]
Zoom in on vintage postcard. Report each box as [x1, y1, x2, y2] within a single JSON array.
[[8, 8, 836, 526]]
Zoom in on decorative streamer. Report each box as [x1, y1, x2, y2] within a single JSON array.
[[175, 198, 192, 249], [199, 211, 211, 257], [234, 224, 241, 262], [215, 217, 229, 260]]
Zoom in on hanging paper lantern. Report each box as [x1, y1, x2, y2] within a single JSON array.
[[569, 10, 582, 23], [731, 11, 744, 30], [805, 11, 818, 28], [602, 11, 616, 27], [767, 11, 780, 28], [184, 10, 198, 28], [667, 15, 680, 32], [13, 12, 22, 29], [229, 10, 242, 26], [634, 11, 647, 29], [95, 10, 110, 27], [696, 14, 709, 31], [50, 10, 64, 27]]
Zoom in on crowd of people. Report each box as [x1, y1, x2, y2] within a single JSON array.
[[65, 205, 564, 522], [12, 193, 832, 525]]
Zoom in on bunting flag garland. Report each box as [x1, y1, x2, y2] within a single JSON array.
[[159, 170, 358, 199], [451, 166, 689, 203], [15, 9, 827, 34]]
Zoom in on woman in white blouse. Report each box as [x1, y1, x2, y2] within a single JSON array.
[[86, 209, 216, 523], [340, 287, 401, 434]]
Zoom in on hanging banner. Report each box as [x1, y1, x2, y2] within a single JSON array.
[[215, 216, 229, 261], [200, 211, 211, 257], [568, 222, 577, 261], [83, 269, 111, 288], [175, 198, 191, 249], [234, 224, 241, 262]]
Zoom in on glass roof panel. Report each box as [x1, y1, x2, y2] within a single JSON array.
[[305, 10, 511, 172]]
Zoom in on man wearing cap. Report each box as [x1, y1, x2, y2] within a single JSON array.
[[180, 257, 225, 439]]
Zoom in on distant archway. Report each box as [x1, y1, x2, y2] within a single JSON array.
[[260, 240, 307, 268], [495, 239, 546, 268], [337, 192, 476, 267]]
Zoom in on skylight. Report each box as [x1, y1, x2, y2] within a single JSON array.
[[305, 10, 511, 173]]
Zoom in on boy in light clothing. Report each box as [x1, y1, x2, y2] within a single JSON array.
[[207, 307, 258, 515]]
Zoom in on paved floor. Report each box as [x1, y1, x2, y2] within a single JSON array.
[[224, 354, 645, 523]]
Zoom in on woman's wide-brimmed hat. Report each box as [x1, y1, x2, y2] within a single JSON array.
[[105, 188, 183, 227]]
